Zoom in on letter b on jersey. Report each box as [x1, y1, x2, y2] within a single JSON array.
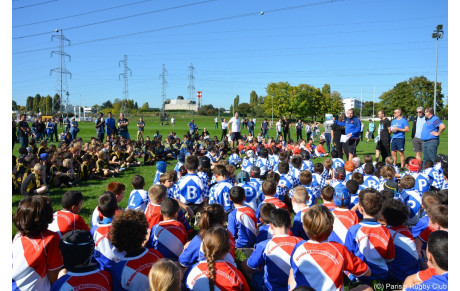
[[187, 186, 198, 200]]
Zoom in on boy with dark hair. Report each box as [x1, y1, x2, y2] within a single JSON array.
[[227, 186, 257, 248], [91, 182, 124, 227], [290, 205, 371, 290], [312, 163, 327, 189], [256, 203, 276, 243], [126, 174, 149, 211], [399, 175, 422, 226], [346, 179, 360, 212], [422, 160, 444, 190], [90, 191, 125, 270], [243, 208, 302, 291], [174, 155, 209, 213], [362, 163, 380, 190], [48, 190, 90, 238], [320, 185, 336, 210], [331, 149, 345, 170], [277, 161, 297, 200], [147, 198, 187, 260], [380, 199, 419, 282], [404, 231, 448, 291], [109, 210, 163, 290], [328, 184, 358, 245], [52, 230, 112, 291], [256, 180, 288, 223], [208, 165, 234, 212], [344, 189, 395, 283]]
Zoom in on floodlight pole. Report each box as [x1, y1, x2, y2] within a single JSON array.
[[432, 24, 443, 116]]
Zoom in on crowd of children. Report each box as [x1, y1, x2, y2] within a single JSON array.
[[12, 126, 449, 290]]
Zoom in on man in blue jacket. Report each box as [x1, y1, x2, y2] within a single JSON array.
[[333, 109, 361, 161]]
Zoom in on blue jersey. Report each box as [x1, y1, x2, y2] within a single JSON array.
[[420, 115, 443, 141], [289, 167, 302, 184], [291, 207, 309, 240], [411, 215, 428, 238], [208, 179, 234, 212], [387, 225, 419, 282], [50, 269, 112, 291], [331, 158, 345, 170], [174, 173, 209, 204], [289, 185, 317, 208], [405, 273, 448, 291], [400, 171, 430, 194], [391, 117, 409, 139], [400, 188, 422, 226], [227, 206, 258, 248], [423, 167, 445, 189], [197, 171, 210, 186], [153, 170, 164, 185], [247, 235, 302, 291], [174, 161, 183, 174], [362, 175, 380, 190], [335, 116, 361, 139], [241, 157, 256, 172], [256, 157, 270, 176], [269, 155, 280, 172], [237, 182, 259, 211], [279, 173, 296, 192], [228, 153, 242, 166], [301, 160, 313, 172], [126, 189, 149, 211]]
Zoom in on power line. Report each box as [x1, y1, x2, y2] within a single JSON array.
[[13, 0, 57, 10], [13, 0, 217, 39]]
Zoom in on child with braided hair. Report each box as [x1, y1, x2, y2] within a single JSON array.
[[184, 226, 249, 291]]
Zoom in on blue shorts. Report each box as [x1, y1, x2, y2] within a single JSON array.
[[391, 138, 405, 152]]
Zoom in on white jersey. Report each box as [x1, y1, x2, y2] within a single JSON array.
[[228, 117, 241, 133]]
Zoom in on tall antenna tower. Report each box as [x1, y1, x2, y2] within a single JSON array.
[[50, 29, 72, 114], [119, 55, 132, 114], [187, 63, 196, 113], [159, 64, 168, 115]]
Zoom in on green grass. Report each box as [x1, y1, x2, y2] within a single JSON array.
[[11, 113, 448, 290]]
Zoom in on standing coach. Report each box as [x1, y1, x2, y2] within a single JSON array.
[[333, 109, 361, 161], [421, 107, 445, 166]]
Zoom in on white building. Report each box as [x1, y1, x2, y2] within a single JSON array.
[[342, 97, 363, 113], [164, 96, 197, 111]]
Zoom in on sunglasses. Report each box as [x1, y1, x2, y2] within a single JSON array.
[[417, 111, 423, 113]]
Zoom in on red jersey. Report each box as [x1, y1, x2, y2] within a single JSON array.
[[48, 210, 90, 238], [144, 202, 163, 229]]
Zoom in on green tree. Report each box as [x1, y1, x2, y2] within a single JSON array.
[[12, 100, 18, 110], [101, 100, 113, 109], [45, 95, 53, 115], [236, 103, 252, 116], [249, 91, 258, 108], [141, 102, 149, 110], [328, 91, 345, 116], [26, 96, 34, 111], [291, 84, 323, 120], [263, 82, 294, 117], [33, 94, 41, 113], [134, 101, 138, 109], [233, 95, 240, 114], [53, 94, 61, 113], [322, 84, 331, 96]]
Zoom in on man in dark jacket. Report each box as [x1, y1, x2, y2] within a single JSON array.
[[333, 109, 361, 161]]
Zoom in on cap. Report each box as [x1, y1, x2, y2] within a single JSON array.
[[334, 167, 346, 181], [198, 156, 211, 169], [236, 170, 250, 183], [246, 150, 254, 158], [344, 161, 355, 172], [156, 161, 167, 173], [408, 159, 421, 172], [39, 153, 49, 161], [249, 166, 260, 178], [333, 184, 351, 207], [383, 180, 398, 192], [59, 230, 94, 270]]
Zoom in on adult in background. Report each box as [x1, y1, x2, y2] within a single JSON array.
[[295, 119, 303, 141], [331, 114, 346, 159], [221, 118, 228, 141], [13, 118, 17, 149], [305, 121, 312, 142], [421, 107, 445, 166], [282, 116, 291, 141], [261, 118, 269, 139], [95, 112, 105, 142], [117, 113, 130, 140], [411, 106, 426, 162], [188, 119, 195, 135], [17, 114, 31, 148], [45, 118, 55, 142], [360, 119, 365, 141], [171, 116, 175, 128], [247, 118, 255, 137], [214, 116, 219, 129], [64, 115, 70, 133], [105, 112, 116, 137], [390, 108, 409, 169], [323, 116, 334, 153], [69, 117, 79, 140], [228, 112, 241, 148], [137, 117, 145, 141], [375, 109, 391, 162], [276, 118, 282, 141], [35, 117, 45, 141], [53, 117, 59, 142], [367, 119, 375, 142], [333, 108, 361, 161]]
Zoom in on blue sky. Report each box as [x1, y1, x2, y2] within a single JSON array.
[[11, 0, 449, 110]]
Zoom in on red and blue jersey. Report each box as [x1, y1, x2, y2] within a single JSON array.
[[247, 235, 302, 291], [12, 230, 64, 291], [209, 179, 234, 212], [256, 197, 288, 223], [126, 189, 149, 211], [291, 240, 369, 291], [344, 219, 395, 281], [48, 210, 90, 238], [91, 221, 126, 270], [236, 182, 259, 211], [147, 220, 187, 260], [184, 260, 250, 291], [174, 173, 209, 205], [387, 225, 419, 281], [110, 248, 163, 291], [292, 207, 309, 240], [328, 208, 359, 245], [406, 272, 448, 291], [400, 188, 422, 226], [51, 269, 112, 291], [227, 206, 257, 248], [362, 175, 380, 190], [179, 232, 236, 268]]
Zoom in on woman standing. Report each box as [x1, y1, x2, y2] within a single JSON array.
[[70, 117, 79, 140]]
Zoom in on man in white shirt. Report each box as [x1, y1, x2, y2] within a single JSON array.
[[276, 118, 282, 141], [171, 116, 175, 128], [214, 116, 219, 129], [221, 118, 228, 141], [228, 112, 241, 148]]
